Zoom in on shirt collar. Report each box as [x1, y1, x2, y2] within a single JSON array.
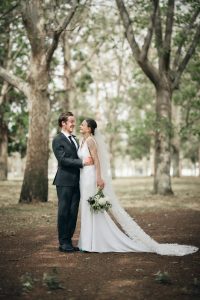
[[61, 130, 76, 139]]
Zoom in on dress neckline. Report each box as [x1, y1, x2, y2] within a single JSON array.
[[80, 136, 91, 149], [80, 139, 86, 150]]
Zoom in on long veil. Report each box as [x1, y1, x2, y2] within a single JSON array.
[[94, 129, 198, 256]]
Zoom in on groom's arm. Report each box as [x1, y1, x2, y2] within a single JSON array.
[[52, 139, 83, 168]]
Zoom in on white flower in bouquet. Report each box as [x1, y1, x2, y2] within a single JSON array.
[[98, 198, 107, 205], [103, 196, 110, 203]]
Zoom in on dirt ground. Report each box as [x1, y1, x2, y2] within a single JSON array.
[[0, 177, 200, 300]]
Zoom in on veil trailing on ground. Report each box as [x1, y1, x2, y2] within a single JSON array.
[[94, 129, 198, 256]]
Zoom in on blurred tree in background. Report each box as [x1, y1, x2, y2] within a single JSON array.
[[173, 50, 200, 176], [0, 1, 28, 180], [116, 0, 200, 193], [0, 0, 80, 202]]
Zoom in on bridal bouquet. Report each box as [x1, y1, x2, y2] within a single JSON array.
[[87, 188, 112, 213]]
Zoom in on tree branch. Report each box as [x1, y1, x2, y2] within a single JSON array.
[[173, 23, 200, 90], [46, 1, 79, 67], [0, 2, 19, 20], [0, 27, 12, 105], [0, 24, 28, 105], [141, 0, 158, 60], [163, 0, 175, 71], [115, 0, 141, 59], [0, 81, 10, 105], [72, 41, 103, 75], [172, 7, 200, 71], [154, 4, 163, 69], [21, 0, 46, 55], [115, 0, 160, 87], [0, 66, 29, 97]]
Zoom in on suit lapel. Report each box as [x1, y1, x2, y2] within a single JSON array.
[[60, 132, 73, 148], [60, 132, 78, 151]]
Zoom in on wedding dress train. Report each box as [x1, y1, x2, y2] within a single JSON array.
[[77, 132, 198, 256]]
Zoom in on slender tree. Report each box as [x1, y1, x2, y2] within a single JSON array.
[[175, 51, 200, 176], [171, 102, 182, 177], [115, 0, 200, 194], [0, 24, 10, 180], [0, 0, 79, 202]]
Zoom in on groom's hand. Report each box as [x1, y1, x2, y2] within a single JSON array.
[[83, 156, 94, 166]]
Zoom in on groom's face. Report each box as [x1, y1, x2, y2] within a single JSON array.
[[63, 116, 76, 133]]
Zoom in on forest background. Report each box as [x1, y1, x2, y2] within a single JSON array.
[[0, 0, 200, 202], [0, 1, 200, 299]]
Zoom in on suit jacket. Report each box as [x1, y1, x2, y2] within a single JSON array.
[[52, 132, 83, 186]]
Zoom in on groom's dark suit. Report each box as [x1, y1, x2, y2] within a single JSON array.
[[52, 132, 83, 248]]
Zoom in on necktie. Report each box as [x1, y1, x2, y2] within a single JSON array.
[[68, 135, 77, 151]]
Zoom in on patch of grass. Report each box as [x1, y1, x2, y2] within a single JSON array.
[[20, 272, 35, 292], [43, 268, 64, 290], [154, 271, 172, 284]]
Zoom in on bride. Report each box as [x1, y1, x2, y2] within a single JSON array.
[[77, 118, 198, 256]]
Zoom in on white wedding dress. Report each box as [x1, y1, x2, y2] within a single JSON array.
[[78, 133, 198, 255]]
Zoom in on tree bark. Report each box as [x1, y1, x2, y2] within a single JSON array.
[[171, 104, 181, 177], [18, 1, 78, 202], [18, 0, 50, 202], [62, 32, 74, 111], [19, 55, 50, 202], [172, 146, 180, 177], [149, 138, 155, 176], [154, 86, 173, 194], [0, 22, 11, 180], [0, 108, 8, 180], [199, 142, 200, 177]]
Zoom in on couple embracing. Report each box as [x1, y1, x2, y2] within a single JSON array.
[[52, 112, 198, 256]]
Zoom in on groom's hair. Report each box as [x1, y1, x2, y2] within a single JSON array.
[[58, 112, 74, 127]]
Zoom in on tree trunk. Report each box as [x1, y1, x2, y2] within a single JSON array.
[[154, 87, 173, 194], [109, 136, 116, 179], [171, 103, 181, 177], [199, 142, 200, 177], [0, 1, 78, 202], [149, 138, 155, 176], [19, 56, 49, 202], [0, 109, 8, 180], [62, 32, 72, 111], [172, 147, 180, 177]]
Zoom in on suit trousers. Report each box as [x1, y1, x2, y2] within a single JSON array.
[[56, 185, 80, 246]]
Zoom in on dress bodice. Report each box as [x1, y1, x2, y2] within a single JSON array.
[[78, 140, 90, 160]]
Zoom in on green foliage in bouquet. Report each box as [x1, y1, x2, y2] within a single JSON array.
[[87, 189, 112, 213]]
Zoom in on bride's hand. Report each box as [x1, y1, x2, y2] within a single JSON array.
[[83, 156, 94, 166], [97, 178, 104, 189]]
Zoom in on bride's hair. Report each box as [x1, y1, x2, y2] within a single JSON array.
[[85, 119, 97, 135]]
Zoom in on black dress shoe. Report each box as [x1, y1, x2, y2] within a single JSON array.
[[73, 246, 80, 252], [59, 244, 74, 253]]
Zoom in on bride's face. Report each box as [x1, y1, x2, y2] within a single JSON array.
[[80, 120, 91, 135]]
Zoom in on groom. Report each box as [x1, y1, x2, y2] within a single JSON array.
[[52, 112, 93, 252]]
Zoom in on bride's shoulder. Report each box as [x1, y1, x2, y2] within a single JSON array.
[[86, 136, 97, 147]]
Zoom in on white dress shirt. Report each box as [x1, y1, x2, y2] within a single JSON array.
[[61, 130, 78, 150]]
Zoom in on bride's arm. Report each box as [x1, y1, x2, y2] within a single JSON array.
[[86, 137, 104, 189]]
